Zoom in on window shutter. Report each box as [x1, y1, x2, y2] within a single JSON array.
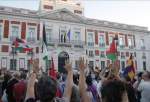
[[21, 22, 26, 39], [4, 20, 9, 38]]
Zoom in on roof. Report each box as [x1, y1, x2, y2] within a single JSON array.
[[0, 5, 149, 33]]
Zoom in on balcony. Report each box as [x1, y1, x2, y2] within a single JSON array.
[[99, 43, 105, 48], [100, 54, 105, 58], [119, 45, 125, 49], [129, 45, 134, 49], [89, 54, 94, 58], [47, 39, 85, 49], [10, 36, 17, 41], [27, 38, 36, 42], [87, 42, 94, 47], [121, 56, 125, 59]]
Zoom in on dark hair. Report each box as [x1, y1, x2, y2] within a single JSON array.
[[73, 74, 79, 85], [125, 83, 137, 102], [4, 72, 11, 82], [101, 80, 126, 102], [56, 73, 61, 80], [70, 85, 80, 102], [20, 72, 27, 80], [86, 75, 92, 86], [36, 75, 57, 102], [137, 72, 143, 78]]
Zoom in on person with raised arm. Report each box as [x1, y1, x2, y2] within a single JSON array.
[[63, 59, 73, 102], [78, 57, 91, 102]]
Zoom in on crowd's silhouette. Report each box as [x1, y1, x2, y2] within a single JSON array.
[[0, 57, 150, 102]]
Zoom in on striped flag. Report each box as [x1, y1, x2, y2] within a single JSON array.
[[12, 38, 32, 52], [67, 29, 71, 41], [122, 54, 135, 80]]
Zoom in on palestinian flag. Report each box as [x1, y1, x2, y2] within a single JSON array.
[[106, 39, 117, 62], [12, 38, 32, 52]]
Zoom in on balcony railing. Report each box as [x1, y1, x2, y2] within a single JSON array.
[[119, 45, 125, 49], [100, 54, 105, 58], [89, 54, 94, 57], [10, 36, 17, 41], [27, 38, 36, 42], [99, 43, 105, 48], [129, 45, 134, 49], [121, 56, 125, 59], [88, 42, 94, 47], [47, 39, 85, 48]]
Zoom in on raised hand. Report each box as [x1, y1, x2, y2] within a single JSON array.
[[28, 73, 36, 87], [79, 57, 87, 72], [64, 59, 72, 72]]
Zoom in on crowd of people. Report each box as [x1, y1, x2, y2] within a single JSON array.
[[0, 57, 150, 102]]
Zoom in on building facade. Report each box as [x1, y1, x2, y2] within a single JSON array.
[[0, 0, 150, 72]]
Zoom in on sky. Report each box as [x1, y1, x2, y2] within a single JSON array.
[[0, 0, 150, 30]]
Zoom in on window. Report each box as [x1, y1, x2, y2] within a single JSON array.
[[100, 51, 105, 58], [60, 28, 67, 43], [140, 39, 145, 49], [10, 59, 17, 70], [0, 25, 2, 40], [89, 61, 94, 69], [11, 26, 19, 41], [99, 35, 105, 47], [46, 28, 52, 42], [121, 61, 125, 69], [128, 38, 133, 47], [119, 37, 125, 47], [121, 52, 125, 59], [142, 53, 146, 59], [1, 57, 7, 68], [143, 61, 146, 70], [88, 32, 94, 46], [109, 36, 113, 45], [27, 27, 36, 42], [74, 31, 80, 41], [89, 50, 94, 57], [19, 58, 25, 69], [134, 52, 136, 57], [101, 61, 105, 69]]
